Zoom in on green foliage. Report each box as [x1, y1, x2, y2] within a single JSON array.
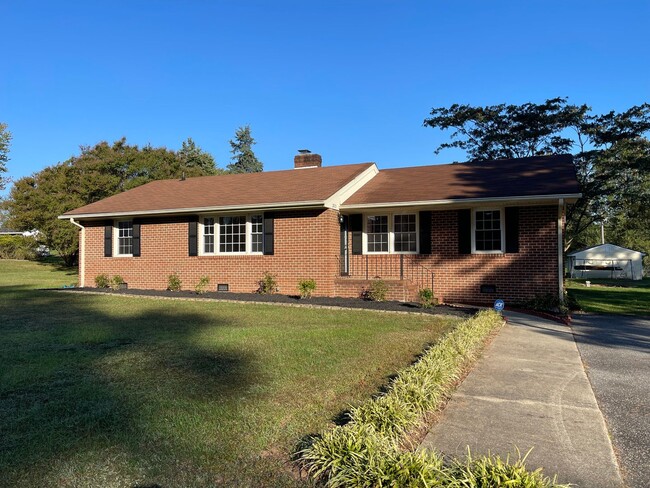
[[194, 275, 210, 294], [227, 125, 263, 173], [523, 293, 568, 315], [447, 449, 566, 488], [178, 137, 221, 176], [298, 311, 520, 487], [366, 279, 388, 302], [109, 275, 125, 290], [298, 278, 317, 299], [257, 271, 277, 294], [423, 98, 650, 252], [418, 287, 437, 308], [0, 122, 12, 190], [0, 235, 38, 260], [94, 274, 110, 288], [167, 272, 182, 291], [3, 138, 219, 266]]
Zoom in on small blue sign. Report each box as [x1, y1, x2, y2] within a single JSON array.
[[494, 299, 505, 312]]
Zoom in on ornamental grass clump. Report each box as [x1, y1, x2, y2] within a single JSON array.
[[296, 310, 574, 487]]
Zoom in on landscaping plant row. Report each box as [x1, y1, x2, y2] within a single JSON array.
[[297, 310, 569, 487]]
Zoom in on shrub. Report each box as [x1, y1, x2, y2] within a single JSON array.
[[257, 271, 277, 294], [195, 275, 210, 294], [367, 279, 388, 302], [167, 273, 182, 291], [0, 235, 38, 260], [298, 278, 317, 299], [94, 274, 110, 288], [524, 293, 569, 315], [418, 287, 437, 309], [110, 275, 125, 290]]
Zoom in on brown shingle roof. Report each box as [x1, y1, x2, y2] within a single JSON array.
[[63, 163, 375, 217], [342, 155, 580, 206]]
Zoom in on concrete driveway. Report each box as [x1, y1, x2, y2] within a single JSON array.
[[571, 314, 650, 488]]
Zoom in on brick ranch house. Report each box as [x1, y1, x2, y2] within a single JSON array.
[[60, 152, 581, 304]]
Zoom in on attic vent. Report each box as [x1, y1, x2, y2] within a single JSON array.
[[294, 150, 322, 169]]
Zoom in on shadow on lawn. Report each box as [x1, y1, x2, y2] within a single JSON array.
[[0, 285, 261, 483]]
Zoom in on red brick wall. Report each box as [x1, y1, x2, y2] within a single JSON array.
[[81, 209, 340, 296], [80, 205, 559, 304]]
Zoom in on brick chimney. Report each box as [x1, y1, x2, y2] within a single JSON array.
[[294, 149, 322, 169]]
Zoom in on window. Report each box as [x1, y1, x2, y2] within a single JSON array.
[[201, 214, 263, 255], [251, 214, 263, 253], [367, 215, 389, 253], [473, 209, 504, 252], [394, 214, 417, 252], [204, 217, 215, 253], [116, 220, 133, 256], [219, 216, 247, 253], [364, 213, 417, 254]]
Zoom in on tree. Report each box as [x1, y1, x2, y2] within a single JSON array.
[[0, 122, 12, 191], [227, 125, 263, 173], [4, 138, 219, 265], [178, 137, 221, 175], [423, 98, 650, 251]]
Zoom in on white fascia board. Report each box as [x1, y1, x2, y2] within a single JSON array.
[[339, 193, 582, 211], [58, 200, 327, 220], [324, 164, 379, 209]]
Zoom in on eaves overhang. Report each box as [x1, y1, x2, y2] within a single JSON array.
[[339, 193, 582, 211], [58, 200, 329, 221]]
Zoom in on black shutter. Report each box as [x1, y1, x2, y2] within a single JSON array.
[[419, 211, 432, 255], [104, 221, 113, 257], [350, 214, 363, 255], [263, 212, 274, 255], [188, 216, 198, 256], [458, 209, 472, 255], [132, 221, 141, 257], [505, 207, 520, 253]]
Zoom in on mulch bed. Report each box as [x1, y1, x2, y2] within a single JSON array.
[[61, 287, 477, 318]]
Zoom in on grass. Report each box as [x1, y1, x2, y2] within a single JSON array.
[[566, 277, 650, 315], [0, 258, 460, 487]]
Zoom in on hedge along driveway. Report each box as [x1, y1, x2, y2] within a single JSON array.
[[0, 259, 460, 487]]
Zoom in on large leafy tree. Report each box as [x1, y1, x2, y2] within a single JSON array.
[[0, 122, 12, 191], [4, 138, 219, 265], [423, 98, 650, 251], [227, 125, 263, 173]]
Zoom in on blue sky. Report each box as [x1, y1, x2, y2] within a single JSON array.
[[1, 1, 648, 195]]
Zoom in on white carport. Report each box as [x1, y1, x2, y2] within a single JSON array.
[[567, 243, 646, 280]]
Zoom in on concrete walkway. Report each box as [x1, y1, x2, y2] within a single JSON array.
[[420, 311, 623, 487]]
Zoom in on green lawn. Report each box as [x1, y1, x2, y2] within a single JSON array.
[[566, 278, 650, 315], [0, 259, 459, 487]]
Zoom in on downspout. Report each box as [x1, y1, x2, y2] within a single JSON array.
[[557, 199, 565, 303], [69, 218, 85, 288]]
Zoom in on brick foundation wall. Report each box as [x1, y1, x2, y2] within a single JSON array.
[[81, 209, 340, 296]]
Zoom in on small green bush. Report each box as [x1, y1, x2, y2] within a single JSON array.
[[195, 275, 210, 294], [167, 272, 182, 291], [418, 287, 437, 308], [110, 275, 125, 290], [257, 271, 277, 294], [367, 279, 388, 302], [0, 235, 38, 260], [298, 278, 317, 299], [94, 274, 110, 288], [524, 293, 568, 315]]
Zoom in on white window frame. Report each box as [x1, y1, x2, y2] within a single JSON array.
[[363, 212, 419, 254], [114, 220, 133, 257], [199, 213, 264, 256], [471, 208, 505, 254]]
